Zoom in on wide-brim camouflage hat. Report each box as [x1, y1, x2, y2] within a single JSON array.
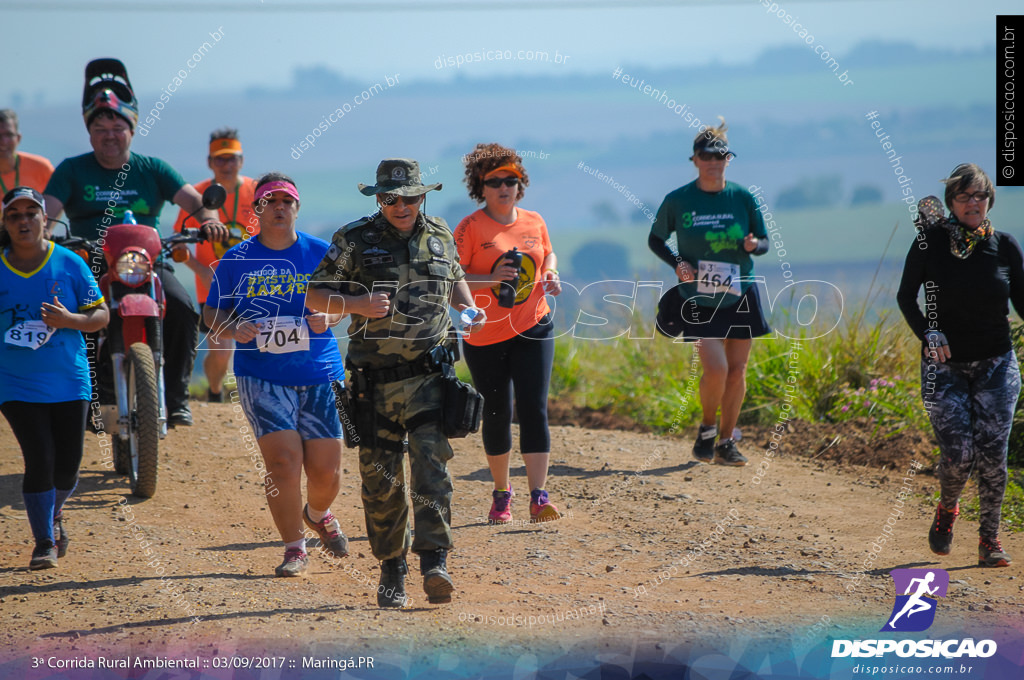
[[358, 158, 442, 196]]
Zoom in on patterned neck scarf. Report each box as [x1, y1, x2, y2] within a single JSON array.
[[915, 196, 993, 260]]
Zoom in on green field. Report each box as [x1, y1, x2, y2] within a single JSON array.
[[550, 191, 1024, 278]]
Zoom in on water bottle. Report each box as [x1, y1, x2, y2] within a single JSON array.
[[496, 248, 523, 308]]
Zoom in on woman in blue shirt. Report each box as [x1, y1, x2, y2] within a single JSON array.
[[204, 173, 349, 578], [0, 187, 108, 569]]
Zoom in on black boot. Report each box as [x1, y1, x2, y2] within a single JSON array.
[[419, 549, 454, 604], [377, 556, 408, 608]]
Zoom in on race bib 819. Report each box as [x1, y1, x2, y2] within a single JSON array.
[[4, 320, 56, 350]]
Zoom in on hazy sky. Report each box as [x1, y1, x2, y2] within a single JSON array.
[[1, 0, 1013, 104]]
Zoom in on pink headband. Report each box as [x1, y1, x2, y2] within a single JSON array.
[[255, 181, 300, 203]]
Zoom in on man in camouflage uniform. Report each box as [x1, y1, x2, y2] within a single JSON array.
[[307, 159, 484, 607]]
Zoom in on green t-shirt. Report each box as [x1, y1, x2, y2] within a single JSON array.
[[651, 180, 767, 307], [45, 151, 185, 240]]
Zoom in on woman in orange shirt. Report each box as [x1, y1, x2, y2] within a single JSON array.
[[172, 129, 258, 402], [455, 143, 562, 524]]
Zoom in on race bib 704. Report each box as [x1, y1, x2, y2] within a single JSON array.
[[255, 316, 309, 354]]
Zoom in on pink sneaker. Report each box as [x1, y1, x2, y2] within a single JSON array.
[[529, 489, 561, 523], [489, 487, 514, 524]]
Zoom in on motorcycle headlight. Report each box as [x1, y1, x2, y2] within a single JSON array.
[[115, 251, 151, 287]]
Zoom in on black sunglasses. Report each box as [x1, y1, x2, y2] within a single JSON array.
[[696, 151, 734, 161], [378, 193, 423, 206], [483, 177, 520, 188]]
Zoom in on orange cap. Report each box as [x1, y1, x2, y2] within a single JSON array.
[[484, 163, 523, 180], [210, 138, 243, 157]]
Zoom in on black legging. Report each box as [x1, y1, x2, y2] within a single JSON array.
[[0, 400, 88, 493], [462, 316, 554, 455]]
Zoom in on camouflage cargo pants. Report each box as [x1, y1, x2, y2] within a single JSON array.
[[922, 350, 1021, 537], [357, 372, 454, 560]]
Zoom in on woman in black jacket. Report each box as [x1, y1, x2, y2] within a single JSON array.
[[897, 163, 1024, 568]]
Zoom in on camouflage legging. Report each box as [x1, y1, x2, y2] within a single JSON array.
[[922, 350, 1021, 537]]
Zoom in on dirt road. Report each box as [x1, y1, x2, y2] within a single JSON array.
[[1, 403, 1021, 674]]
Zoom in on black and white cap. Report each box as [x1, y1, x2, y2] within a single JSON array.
[[2, 186, 46, 214]]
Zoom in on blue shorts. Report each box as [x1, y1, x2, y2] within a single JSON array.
[[236, 376, 343, 441]]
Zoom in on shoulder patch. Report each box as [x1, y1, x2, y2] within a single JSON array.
[[427, 236, 445, 256]]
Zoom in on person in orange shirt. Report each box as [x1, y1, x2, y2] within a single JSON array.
[[0, 110, 54, 196], [454, 143, 562, 525], [172, 128, 257, 402]]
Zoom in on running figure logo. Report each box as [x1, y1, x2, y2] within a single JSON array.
[[881, 568, 949, 632]]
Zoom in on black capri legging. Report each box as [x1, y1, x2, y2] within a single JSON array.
[[462, 316, 554, 455], [0, 400, 89, 493]]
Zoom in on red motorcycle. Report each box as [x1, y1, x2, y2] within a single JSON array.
[[59, 184, 226, 497]]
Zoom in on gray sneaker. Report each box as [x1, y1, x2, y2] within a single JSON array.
[[274, 547, 308, 577], [30, 541, 58, 570], [978, 536, 1011, 568], [303, 505, 349, 558], [692, 425, 717, 463], [713, 438, 748, 466]]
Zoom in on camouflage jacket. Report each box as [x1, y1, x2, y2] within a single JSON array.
[[310, 211, 465, 370]]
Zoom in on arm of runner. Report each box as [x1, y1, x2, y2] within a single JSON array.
[[450, 279, 485, 324], [42, 194, 64, 238], [675, 260, 695, 282], [203, 303, 259, 344], [744, 232, 769, 254], [1005, 233, 1024, 321], [305, 285, 387, 318], [541, 252, 561, 296], [896, 237, 930, 343], [464, 260, 518, 291], [181, 255, 214, 290], [304, 311, 343, 333], [40, 297, 109, 332]]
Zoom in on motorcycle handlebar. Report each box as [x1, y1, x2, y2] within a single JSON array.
[[163, 228, 205, 246]]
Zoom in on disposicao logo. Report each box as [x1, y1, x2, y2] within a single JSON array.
[[831, 568, 997, 659], [881, 568, 948, 632]]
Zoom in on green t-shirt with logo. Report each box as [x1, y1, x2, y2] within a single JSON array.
[[651, 180, 767, 308], [45, 151, 185, 240]]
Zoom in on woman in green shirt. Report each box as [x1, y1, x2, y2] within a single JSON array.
[[649, 120, 770, 467]]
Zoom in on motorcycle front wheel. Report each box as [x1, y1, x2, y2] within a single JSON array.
[[125, 342, 160, 498]]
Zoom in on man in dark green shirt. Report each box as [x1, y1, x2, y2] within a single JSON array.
[[44, 59, 226, 426]]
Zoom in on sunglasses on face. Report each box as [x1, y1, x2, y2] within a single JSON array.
[[696, 151, 734, 162], [952, 191, 990, 204], [379, 193, 422, 206], [3, 208, 42, 223], [483, 177, 520, 188]]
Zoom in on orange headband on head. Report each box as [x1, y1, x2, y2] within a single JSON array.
[[484, 163, 523, 180], [210, 138, 243, 157]]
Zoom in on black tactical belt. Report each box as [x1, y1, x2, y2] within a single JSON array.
[[361, 358, 440, 385]]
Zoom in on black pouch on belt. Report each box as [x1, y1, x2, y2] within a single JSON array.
[[336, 366, 376, 449], [439, 362, 484, 438], [330, 379, 361, 449]]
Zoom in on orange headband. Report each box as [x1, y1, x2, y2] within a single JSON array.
[[210, 138, 243, 157], [484, 163, 523, 180]]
